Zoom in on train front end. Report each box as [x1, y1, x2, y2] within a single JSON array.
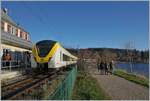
[[31, 40, 57, 69]]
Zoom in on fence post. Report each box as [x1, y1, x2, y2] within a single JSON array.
[[9, 61, 11, 71]]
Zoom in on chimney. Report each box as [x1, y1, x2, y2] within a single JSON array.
[[3, 8, 8, 14]]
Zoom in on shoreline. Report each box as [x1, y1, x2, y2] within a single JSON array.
[[116, 61, 149, 64]]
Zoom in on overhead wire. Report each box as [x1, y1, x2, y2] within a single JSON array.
[[23, 3, 54, 33], [23, 3, 76, 48]]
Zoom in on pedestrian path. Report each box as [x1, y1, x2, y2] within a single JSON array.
[[89, 67, 149, 100]]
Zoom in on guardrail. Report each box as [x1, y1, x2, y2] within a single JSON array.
[[1, 31, 32, 50], [48, 65, 77, 100]]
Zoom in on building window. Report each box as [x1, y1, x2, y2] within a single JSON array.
[[20, 31, 23, 38], [25, 33, 27, 40], [2, 49, 12, 61], [12, 27, 14, 34], [23, 32, 27, 40], [23, 32, 26, 39], [7, 24, 11, 33], [16, 29, 18, 36], [1, 21, 4, 31], [27, 34, 29, 41]]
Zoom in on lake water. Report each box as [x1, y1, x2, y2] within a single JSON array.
[[116, 63, 149, 78]]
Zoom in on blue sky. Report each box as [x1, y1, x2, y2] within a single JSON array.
[[1, 1, 149, 50]]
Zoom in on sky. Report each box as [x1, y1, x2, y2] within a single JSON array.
[[1, 1, 149, 50]]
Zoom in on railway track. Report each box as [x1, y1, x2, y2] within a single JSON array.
[[1, 70, 59, 100], [2, 75, 28, 87], [2, 78, 34, 96]]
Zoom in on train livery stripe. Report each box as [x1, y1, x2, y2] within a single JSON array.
[[46, 43, 59, 60]]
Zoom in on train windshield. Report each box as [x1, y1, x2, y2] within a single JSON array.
[[36, 40, 56, 57]]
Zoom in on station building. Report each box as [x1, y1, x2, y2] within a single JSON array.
[[1, 8, 32, 72]]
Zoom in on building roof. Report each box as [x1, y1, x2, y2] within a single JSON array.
[[1, 9, 29, 34], [1, 8, 32, 50]]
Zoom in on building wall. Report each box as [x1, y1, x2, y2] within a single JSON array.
[[1, 9, 32, 69], [1, 44, 31, 52], [1, 43, 31, 68], [4, 22, 7, 32]]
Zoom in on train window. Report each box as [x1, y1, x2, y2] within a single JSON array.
[[63, 54, 67, 61], [36, 40, 56, 57], [62, 54, 71, 61]]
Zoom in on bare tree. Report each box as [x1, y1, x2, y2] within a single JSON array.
[[101, 49, 117, 63], [125, 41, 135, 73]]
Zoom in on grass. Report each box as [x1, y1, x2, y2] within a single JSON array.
[[114, 69, 149, 88], [72, 71, 110, 100]]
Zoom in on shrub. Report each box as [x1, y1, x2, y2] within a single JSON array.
[[114, 69, 149, 87], [72, 71, 110, 100]]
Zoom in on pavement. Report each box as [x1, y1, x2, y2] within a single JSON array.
[[1, 70, 20, 80], [88, 67, 149, 100]]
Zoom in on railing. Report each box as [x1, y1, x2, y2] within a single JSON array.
[[48, 65, 77, 100], [1, 60, 21, 69]]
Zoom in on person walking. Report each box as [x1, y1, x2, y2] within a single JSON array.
[[97, 60, 100, 72], [100, 61, 104, 75], [104, 62, 108, 75], [109, 61, 113, 74]]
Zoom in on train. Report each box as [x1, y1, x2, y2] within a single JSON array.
[[31, 40, 77, 71]]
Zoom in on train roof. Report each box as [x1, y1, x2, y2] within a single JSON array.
[[35, 40, 77, 59], [36, 40, 57, 45]]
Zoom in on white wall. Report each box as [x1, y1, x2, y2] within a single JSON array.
[[18, 29, 20, 37], [4, 22, 7, 32]]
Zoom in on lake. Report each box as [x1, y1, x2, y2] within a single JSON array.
[[116, 63, 149, 78]]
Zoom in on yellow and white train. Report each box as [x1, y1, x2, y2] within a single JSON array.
[[31, 40, 77, 69]]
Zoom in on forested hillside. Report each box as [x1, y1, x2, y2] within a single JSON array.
[[67, 48, 149, 63]]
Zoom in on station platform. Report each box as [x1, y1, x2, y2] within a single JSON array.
[[1, 70, 21, 80]]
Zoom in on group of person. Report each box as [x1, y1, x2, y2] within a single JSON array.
[[97, 60, 114, 75]]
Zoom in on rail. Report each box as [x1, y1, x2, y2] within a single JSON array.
[[48, 65, 77, 100], [1, 70, 58, 100]]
